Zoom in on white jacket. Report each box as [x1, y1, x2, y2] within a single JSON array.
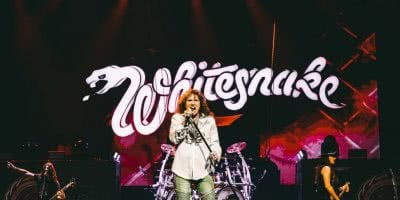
[[169, 113, 222, 180]]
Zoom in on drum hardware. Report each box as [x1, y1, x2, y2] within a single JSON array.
[[154, 141, 256, 200], [153, 144, 176, 200], [224, 142, 254, 200], [161, 144, 176, 156], [237, 151, 253, 200]]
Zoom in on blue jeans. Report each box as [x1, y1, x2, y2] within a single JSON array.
[[174, 174, 215, 200]]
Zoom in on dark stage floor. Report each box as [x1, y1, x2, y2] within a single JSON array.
[[120, 185, 297, 200]]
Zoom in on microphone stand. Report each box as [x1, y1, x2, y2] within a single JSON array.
[[186, 116, 242, 200], [186, 117, 213, 153]]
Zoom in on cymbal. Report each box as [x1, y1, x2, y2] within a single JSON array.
[[226, 142, 246, 153], [161, 144, 175, 155]]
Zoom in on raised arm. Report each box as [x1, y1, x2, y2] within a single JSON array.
[[7, 161, 35, 176]]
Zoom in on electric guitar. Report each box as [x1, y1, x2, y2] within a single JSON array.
[[338, 181, 350, 197], [49, 178, 77, 200], [329, 181, 350, 200]]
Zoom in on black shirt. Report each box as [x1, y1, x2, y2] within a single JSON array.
[[314, 164, 339, 200]]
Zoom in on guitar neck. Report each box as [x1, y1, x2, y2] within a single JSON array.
[[49, 182, 74, 200], [60, 183, 71, 192]]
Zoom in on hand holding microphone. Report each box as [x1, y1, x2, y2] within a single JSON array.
[[184, 107, 196, 119], [183, 107, 198, 130], [183, 109, 193, 127]]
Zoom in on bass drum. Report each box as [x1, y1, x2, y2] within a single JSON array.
[[217, 186, 244, 200]]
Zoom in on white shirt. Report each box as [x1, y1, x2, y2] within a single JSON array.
[[169, 113, 222, 180]]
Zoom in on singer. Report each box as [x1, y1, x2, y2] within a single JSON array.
[[169, 88, 222, 200], [6, 161, 62, 200]]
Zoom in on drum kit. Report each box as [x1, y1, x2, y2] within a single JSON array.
[[152, 142, 255, 200]]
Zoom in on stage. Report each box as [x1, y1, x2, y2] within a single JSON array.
[[1, 0, 397, 199]]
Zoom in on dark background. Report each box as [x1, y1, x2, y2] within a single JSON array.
[[1, 0, 390, 159], [0, 0, 398, 199]]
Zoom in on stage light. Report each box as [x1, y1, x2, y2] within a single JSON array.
[[113, 152, 120, 163], [73, 137, 89, 152], [295, 149, 308, 162], [21, 139, 40, 151], [72, 137, 91, 159], [18, 139, 45, 160]]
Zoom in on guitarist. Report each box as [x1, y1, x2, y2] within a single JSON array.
[[314, 135, 350, 200], [7, 161, 61, 200]]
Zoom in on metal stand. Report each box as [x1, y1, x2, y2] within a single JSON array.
[[186, 117, 243, 200]]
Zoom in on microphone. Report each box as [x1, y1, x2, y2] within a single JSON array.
[[184, 109, 194, 118], [44, 165, 49, 176], [184, 109, 195, 126]]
